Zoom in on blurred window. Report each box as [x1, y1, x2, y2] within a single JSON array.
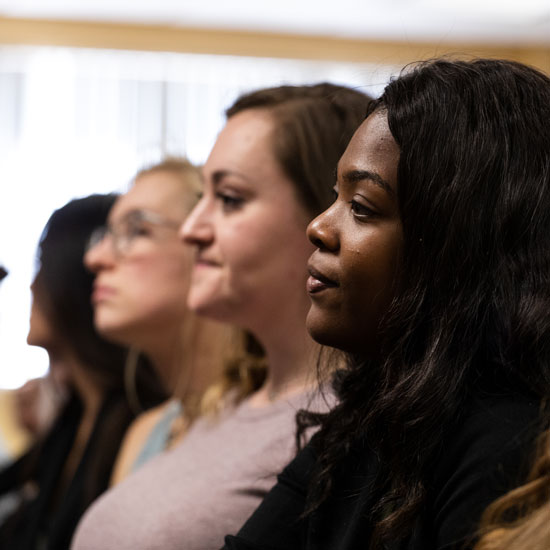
[[0, 45, 397, 388]]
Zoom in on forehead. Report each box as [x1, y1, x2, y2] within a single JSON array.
[[204, 109, 283, 179], [109, 171, 192, 222], [339, 112, 400, 193]]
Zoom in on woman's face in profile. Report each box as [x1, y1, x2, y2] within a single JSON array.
[[84, 171, 194, 346], [306, 112, 402, 355], [181, 109, 314, 331]]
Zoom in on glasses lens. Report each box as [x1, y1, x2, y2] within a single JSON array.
[[87, 226, 107, 253]]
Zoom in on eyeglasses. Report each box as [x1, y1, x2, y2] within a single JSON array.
[[87, 210, 181, 258]]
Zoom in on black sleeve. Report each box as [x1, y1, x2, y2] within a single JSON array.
[[223, 395, 541, 550], [222, 443, 317, 550], [425, 395, 541, 550]]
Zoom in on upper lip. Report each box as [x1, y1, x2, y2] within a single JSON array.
[[308, 264, 338, 287], [195, 253, 221, 266]]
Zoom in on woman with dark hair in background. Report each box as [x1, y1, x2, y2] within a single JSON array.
[[0, 194, 165, 550], [223, 58, 550, 550], [72, 83, 371, 550]]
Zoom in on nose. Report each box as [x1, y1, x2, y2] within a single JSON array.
[[307, 204, 339, 252], [180, 198, 214, 247], [84, 234, 116, 273]]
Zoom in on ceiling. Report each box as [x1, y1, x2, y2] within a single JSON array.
[[0, 0, 549, 45]]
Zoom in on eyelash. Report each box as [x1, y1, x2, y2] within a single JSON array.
[[127, 223, 151, 238], [348, 200, 375, 221], [334, 187, 375, 221], [216, 192, 244, 212]]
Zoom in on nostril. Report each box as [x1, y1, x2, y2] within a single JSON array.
[[182, 220, 213, 246], [309, 235, 325, 249]]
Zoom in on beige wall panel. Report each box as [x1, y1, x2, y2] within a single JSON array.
[[0, 17, 548, 74]]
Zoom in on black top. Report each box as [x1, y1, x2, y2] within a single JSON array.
[[0, 392, 126, 550], [224, 392, 541, 550]]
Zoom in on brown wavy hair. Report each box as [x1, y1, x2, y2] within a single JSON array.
[[202, 83, 372, 410]]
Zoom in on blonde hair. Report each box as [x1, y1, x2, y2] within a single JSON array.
[[200, 332, 267, 415], [475, 429, 550, 550], [135, 157, 202, 210]]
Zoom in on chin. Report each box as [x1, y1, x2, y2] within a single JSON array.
[[94, 313, 129, 344], [191, 302, 234, 326], [187, 290, 233, 324], [306, 313, 340, 350], [26, 333, 42, 348], [306, 310, 362, 354], [26, 324, 52, 349]]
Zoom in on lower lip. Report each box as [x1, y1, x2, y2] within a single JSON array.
[[194, 261, 219, 269], [92, 288, 115, 303], [307, 276, 336, 294]]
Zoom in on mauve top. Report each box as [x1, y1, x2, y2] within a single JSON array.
[[71, 388, 333, 550]]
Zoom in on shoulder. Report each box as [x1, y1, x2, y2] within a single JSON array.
[[439, 392, 541, 477], [109, 400, 175, 486], [427, 392, 542, 549]]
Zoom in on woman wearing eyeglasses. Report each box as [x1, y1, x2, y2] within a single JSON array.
[[82, 159, 235, 484]]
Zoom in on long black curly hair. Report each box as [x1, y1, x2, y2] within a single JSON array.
[[301, 58, 550, 547]]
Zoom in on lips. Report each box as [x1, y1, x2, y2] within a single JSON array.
[[91, 284, 116, 304], [307, 265, 338, 294], [194, 255, 221, 268]]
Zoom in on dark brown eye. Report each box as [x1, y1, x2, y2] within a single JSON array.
[[349, 200, 375, 221]]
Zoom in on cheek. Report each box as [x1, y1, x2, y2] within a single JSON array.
[[231, 215, 311, 277], [308, 231, 401, 353], [117, 253, 191, 316], [130, 249, 191, 285], [347, 237, 401, 328]]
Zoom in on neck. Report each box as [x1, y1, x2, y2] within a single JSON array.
[[48, 350, 103, 420], [133, 324, 184, 394], [138, 317, 230, 404], [46, 349, 104, 498], [249, 311, 320, 407]]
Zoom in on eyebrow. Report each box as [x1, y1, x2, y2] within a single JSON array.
[[211, 169, 251, 187], [341, 169, 394, 196], [108, 209, 150, 227]]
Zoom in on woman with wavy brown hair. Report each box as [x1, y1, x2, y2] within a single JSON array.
[[72, 83, 371, 550]]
